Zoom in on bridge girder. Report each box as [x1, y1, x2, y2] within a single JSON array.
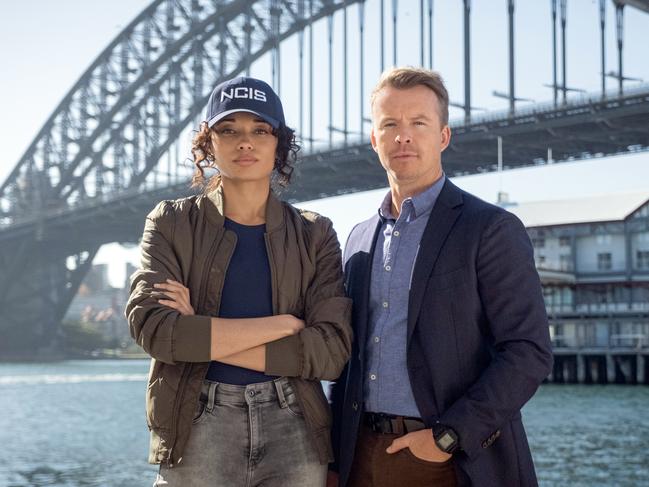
[[0, 0, 359, 230]]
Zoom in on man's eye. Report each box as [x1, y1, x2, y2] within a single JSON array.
[[254, 128, 270, 135], [383, 123, 396, 128], [414, 121, 426, 126]]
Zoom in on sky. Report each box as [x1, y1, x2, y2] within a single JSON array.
[[1, 0, 649, 286]]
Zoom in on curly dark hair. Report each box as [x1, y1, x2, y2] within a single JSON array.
[[190, 121, 299, 193]]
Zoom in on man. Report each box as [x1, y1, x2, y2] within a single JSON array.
[[328, 67, 553, 487]]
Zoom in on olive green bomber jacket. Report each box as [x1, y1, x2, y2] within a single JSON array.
[[125, 187, 352, 466]]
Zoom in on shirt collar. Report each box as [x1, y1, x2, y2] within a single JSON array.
[[378, 173, 446, 222]]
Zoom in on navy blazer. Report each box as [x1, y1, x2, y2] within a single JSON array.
[[330, 179, 553, 487]]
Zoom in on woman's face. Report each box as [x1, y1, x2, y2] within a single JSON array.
[[210, 111, 278, 184]]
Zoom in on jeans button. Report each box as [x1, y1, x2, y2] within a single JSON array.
[[248, 390, 255, 397]]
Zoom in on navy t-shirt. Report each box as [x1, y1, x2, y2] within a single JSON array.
[[205, 218, 279, 384]]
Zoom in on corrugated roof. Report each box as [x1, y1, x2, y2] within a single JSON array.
[[503, 191, 649, 227]]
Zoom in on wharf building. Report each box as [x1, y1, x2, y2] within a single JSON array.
[[506, 192, 649, 385]]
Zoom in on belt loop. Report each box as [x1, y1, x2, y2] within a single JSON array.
[[206, 382, 218, 413], [393, 417, 405, 436], [274, 379, 288, 409]]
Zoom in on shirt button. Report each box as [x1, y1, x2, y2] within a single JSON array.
[[393, 231, 400, 237], [385, 265, 392, 272], [374, 336, 380, 343], [370, 374, 377, 380], [352, 401, 359, 411], [382, 301, 389, 308]]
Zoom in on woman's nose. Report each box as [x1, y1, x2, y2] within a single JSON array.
[[238, 134, 253, 150]]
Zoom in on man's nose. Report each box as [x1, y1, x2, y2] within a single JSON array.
[[395, 133, 412, 144]]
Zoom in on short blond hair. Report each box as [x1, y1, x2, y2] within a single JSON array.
[[370, 67, 449, 126]]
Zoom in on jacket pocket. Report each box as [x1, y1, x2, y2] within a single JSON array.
[[146, 360, 181, 431], [297, 379, 332, 430]]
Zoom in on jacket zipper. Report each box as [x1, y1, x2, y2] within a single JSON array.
[[214, 230, 236, 313], [263, 233, 279, 315], [166, 363, 192, 467], [166, 230, 228, 467], [265, 231, 322, 458]]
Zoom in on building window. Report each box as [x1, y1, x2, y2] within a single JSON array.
[[532, 237, 545, 248], [596, 234, 612, 245], [597, 253, 612, 271], [537, 255, 546, 267], [559, 236, 571, 247], [560, 254, 572, 271], [637, 250, 649, 269]]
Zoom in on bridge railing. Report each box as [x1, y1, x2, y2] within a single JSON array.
[[450, 82, 649, 130], [300, 82, 649, 156]]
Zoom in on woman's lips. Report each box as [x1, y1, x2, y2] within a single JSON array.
[[233, 157, 258, 166]]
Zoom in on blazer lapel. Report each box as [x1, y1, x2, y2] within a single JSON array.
[[352, 217, 382, 360], [407, 180, 464, 343]]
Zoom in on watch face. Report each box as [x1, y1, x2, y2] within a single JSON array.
[[438, 432, 455, 450]]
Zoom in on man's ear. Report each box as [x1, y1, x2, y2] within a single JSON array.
[[440, 125, 451, 153], [370, 127, 378, 153]]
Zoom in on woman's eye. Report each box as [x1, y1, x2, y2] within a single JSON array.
[[218, 128, 235, 135], [254, 128, 270, 135]]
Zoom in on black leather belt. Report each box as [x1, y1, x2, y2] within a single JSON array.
[[364, 412, 427, 435]]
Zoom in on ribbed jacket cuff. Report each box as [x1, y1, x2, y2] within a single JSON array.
[[265, 334, 303, 376], [172, 314, 212, 362]]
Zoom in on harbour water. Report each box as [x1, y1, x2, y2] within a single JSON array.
[[1, 360, 647, 487]]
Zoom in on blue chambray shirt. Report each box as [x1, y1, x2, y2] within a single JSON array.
[[364, 174, 446, 417]]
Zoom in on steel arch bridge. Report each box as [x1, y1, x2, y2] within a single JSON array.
[[2, 0, 649, 358]]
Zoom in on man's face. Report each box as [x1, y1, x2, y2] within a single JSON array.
[[370, 85, 451, 189]]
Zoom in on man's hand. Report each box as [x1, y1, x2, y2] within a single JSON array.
[[326, 470, 339, 487], [154, 279, 195, 316], [386, 429, 452, 463]]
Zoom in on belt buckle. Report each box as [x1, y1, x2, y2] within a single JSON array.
[[367, 413, 388, 434], [376, 413, 400, 435], [377, 413, 394, 434]]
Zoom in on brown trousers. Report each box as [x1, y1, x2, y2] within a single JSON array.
[[347, 423, 458, 487]]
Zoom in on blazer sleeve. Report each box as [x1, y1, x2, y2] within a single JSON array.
[[265, 217, 353, 381], [439, 211, 553, 461], [125, 201, 212, 364]]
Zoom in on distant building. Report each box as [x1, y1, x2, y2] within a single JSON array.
[[505, 192, 649, 384], [65, 263, 132, 348]]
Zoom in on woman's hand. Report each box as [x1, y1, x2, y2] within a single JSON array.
[[276, 314, 305, 336], [154, 279, 195, 316]]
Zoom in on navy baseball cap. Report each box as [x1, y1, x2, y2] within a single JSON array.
[[205, 76, 285, 129]]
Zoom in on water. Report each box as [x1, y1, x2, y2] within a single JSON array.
[[0, 361, 155, 487], [0, 360, 647, 487]]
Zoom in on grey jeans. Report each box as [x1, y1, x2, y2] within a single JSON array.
[[153, 377, 326, 487]]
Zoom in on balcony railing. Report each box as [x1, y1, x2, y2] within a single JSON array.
[[546, 302, 649, 315], [551, 334, 648, 350], [610, 334, 648, 350]]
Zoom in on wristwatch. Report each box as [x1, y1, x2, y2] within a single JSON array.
[[432, 422, 460, 454]]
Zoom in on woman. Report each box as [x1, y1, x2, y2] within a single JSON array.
[[126, 76, 352, 486]]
